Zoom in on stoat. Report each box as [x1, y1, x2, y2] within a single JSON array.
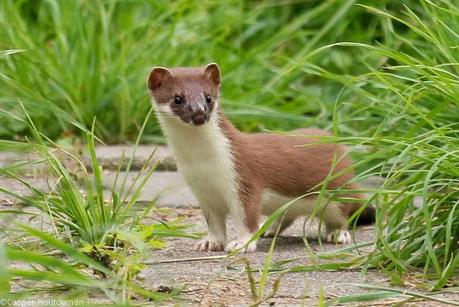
[[147, 63, 375, 252]]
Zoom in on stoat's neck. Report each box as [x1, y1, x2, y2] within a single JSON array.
[[157, 108, 243, 216], [157, 110, 237, 166], [215, 109, 241, 138]]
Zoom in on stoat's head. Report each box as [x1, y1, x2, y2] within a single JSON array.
[[147, 63, 221, 126]]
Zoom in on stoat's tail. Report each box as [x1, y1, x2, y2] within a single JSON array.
[[352, 206, 376, 226]]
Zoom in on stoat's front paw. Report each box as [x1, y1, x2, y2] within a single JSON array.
[[225, 239, 257, 253], [326, 230, 352, 244], [195, 238, 225, 251]]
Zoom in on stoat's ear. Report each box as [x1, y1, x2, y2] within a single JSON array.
[[204, 63, 221, 87], [148, 67, 173, 91]]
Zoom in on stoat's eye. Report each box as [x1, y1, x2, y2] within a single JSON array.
[[205, 94, 212, 104], [174, 95, 183, 105]]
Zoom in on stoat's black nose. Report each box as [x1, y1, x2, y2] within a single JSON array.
[[192, 113, 207, 125]]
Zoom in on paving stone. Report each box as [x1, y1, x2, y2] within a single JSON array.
[[141, 209, 459, 306], [87, 145, 176, 171], [0, 171, 197, 208], [0, 145, 181, 206], [0, 145, 176, 171], [102, 171, 198, 207], [0, 152, 45, 174], [0, 176, 52, 205], [0, 152, 30, 168]]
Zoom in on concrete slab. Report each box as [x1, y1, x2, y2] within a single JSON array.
[[140, 208, 458, 306], [0, 171, 198, 207], [0, 145, 175, 171], [0, 176, 52, 205], [0, 152, 32, 168], [102, 171, 198, 207], [87, 144, 176, 171]]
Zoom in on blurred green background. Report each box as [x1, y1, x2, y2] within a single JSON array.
[[0, 0, 442, 143]]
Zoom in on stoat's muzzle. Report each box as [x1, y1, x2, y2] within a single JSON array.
[[191, 112, 208, 126], [187, 101, 210, 125]]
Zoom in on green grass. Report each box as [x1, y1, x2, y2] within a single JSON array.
[[321, 2, 459, 290], [0, 0, 429, 142], [1, 0, 458, 305], [0, 105, 158, 246], [246, 0, 459, 303], [0, 108, 191, 302]]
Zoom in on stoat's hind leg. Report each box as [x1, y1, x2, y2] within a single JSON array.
[[325, 228, 352, 244], [225, 189, 261, 253], [320, 202, 352, 244]]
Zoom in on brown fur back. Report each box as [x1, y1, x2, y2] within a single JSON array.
[[218, 114, 364, 230]]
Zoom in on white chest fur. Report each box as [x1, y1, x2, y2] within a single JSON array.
[[157, 113, 241, 215]]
